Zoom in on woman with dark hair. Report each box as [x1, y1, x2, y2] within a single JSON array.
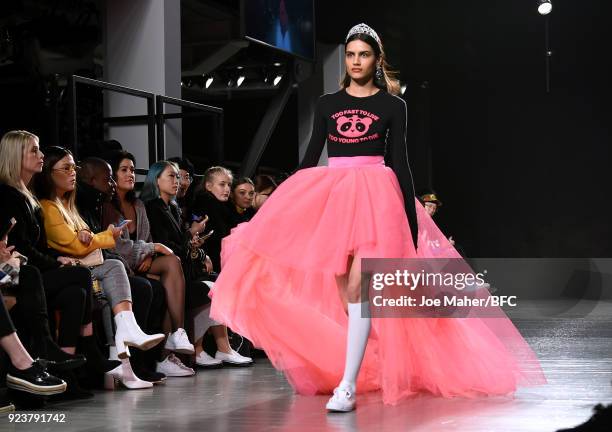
[[104, 152, 214, 374], [229, 177, 255, 225], [252, 174, 277, 212], [0, 131, 117, 380], [209, 24, 546, 411], [167, 157, 196, 229], [33, 146, 164, 389]]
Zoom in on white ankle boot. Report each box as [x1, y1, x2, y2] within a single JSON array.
[[104, 358, 153, 390], [114, 311, 164, 359]]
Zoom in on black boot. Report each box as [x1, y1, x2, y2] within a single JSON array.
[[79, 336, 120, 374], [48, 370, 93, 401], [44, 343, 86, 372]]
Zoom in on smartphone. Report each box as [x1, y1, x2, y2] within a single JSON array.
[[117, 219, 131, 228], [0, 270, 11, 285], [200, 229, 214, 240], [0, 217, 17, 239]]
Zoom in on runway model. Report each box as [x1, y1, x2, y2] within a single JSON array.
[[210, 23, 545, 412]]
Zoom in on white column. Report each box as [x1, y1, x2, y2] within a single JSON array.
[[297, 43, 345, 167], [105, 0, 181, 167]]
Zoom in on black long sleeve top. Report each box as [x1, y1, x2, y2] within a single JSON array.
[[0, 183, 61, 272], [299, 89, 418, 247], [191, 191, 234, 272], [145, 197, 191, 263]]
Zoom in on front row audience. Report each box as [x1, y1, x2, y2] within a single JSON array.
[[0, 129, 271, 411]]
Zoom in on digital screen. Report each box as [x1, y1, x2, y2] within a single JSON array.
[[243, 0, 315, 61]]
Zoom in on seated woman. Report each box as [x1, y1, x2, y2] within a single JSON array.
[[142, 161, 252, 367], [1, 240, 66, 396], [103, 151, 198, 376], [0, 130, 118, 388], [229, 177, 255, 226], [33, 146, 165, 388], [191, 167, 236, 273], [167, 157, 196, 230], [252, 174, 277, 212]]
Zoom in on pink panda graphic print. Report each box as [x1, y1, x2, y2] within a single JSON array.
[[328, 109, 381, 144], [336, 115, 373, 138]]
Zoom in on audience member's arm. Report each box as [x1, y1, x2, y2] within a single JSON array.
[[41, 200, 115, 256], [1, 199, 60, 271]]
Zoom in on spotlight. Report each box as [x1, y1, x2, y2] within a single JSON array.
[[538, 0, 552, 15], [237, 75, 245, 87], [236, 65, 244, 70], [205, 77, 214, 88], [273, 75, 283, 86], [273, 62, 282, 67]]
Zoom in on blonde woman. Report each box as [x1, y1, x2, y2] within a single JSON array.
[[32, 146, 165, 388], [0, 130, 120, 381]]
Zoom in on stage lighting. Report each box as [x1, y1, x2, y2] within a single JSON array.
[[400, 84, 407, 95], [205, 77, 214, 88], [273, 75, 283, 86], [538, 0, 552, 15], [237, 75, 245, 87]]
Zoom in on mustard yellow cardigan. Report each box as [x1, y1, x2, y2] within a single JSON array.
[[40, 199, 115, 258]]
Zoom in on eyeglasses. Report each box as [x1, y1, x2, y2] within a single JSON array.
[[52, 164, 80, 174], [177, 175, 192, 183]]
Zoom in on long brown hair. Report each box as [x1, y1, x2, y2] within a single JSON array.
[[341, 32, 400, 95], [33, 146, 89, 231]]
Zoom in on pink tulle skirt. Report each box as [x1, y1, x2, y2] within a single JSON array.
[[210, 156, 546, 405]]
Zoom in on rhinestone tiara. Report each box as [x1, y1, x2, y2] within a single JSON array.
[[345, 23, 381, 48]]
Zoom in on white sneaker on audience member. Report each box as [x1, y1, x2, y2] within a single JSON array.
[[195, 351, 223, 368], [156, 354, 195, 377], [215, 349, 253, 366], [164, 328, 195, 354]]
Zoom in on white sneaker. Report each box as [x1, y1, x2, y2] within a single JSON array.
[[326, 387, 356, 412], [214, 349, 253, 366], [195, 351, 223, 368], [164, 328, 195, 354], [156, 354, 195, 377]]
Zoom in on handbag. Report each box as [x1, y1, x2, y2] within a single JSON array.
[[67, 248, 104, 267]]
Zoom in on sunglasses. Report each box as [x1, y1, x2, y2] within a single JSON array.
[[52, 163, 80, 174]]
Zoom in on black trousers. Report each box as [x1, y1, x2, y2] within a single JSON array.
[[0, 291, 16, 338], [8, 265, 53, 358], [128, 276, 166, 369], [42, 266, 93, 347]]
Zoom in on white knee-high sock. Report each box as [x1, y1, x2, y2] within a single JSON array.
[[339, 301, 371, 393]]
